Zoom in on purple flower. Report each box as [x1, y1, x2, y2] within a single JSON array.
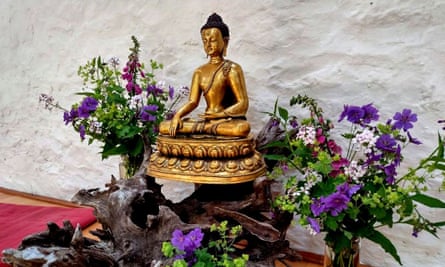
[[310, 198, 327, 216], [336, 182, 361, 198], [143, 104, 159, 112], [375, 134, 396, 152], [384, 163, 397, 184], [407, 131, 422, 145], [78, 97, 98, 118], [63, 108, 78, 125], [393, 145, 402, 166], [171, 229, 187, 251], [338, 105, 364, 124], [79, 124, 86, 140], [165, 111, 175, 120], [147, 84, 164, 97], [412, 227, 420, 238], [289, 116, 298, 128], [271, 117, 280, 127], [361, 103, 379, 124], [170, 228, 203, 265], [168, 85, 175, 100], [63, 111, 71, 124], [365, 151, 382, 165], [280, 162, 289, 172], [140, 105, 159, 122], [307, 217, 321, 234], [186, 228, 204, 249], [140, 113, 156, 122], [324, 192, 350, 216], [126, 82, 142, 95], [392, 109, 417, 131]]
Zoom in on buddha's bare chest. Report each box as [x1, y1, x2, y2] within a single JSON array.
[[200, 71, 228, 96]]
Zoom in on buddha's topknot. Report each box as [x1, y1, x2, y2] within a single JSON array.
[[201, 13, 229, 39]]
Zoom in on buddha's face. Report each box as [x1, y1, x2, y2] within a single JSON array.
[[201, 28, 227, 57]]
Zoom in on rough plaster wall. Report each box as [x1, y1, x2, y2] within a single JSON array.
[[0, 0, 444, 266]]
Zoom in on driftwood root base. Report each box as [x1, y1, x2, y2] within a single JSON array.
[[3, 175, 301, 267]]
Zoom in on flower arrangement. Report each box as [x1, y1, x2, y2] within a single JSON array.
[[40, 36, 186, 177], [263, 94, 445, 266], [162, 221, 249, 267]]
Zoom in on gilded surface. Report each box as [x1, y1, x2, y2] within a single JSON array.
[[156, 135, 256, 159], [147, 13, 266, 184], [159, 13, 250, 138], [148, 151, 265, 184]]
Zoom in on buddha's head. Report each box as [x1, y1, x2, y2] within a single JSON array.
[[201, 13, 229, 57]]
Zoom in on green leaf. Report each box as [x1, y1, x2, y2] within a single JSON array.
[[75, 92, 95, 97], [129, 137, 144, 156], [432, 221, 445, 227], [263, 154, 288, 161], [411, 193, 445, 208], [117, 125, 141, 139], [259, 140, 289, 150], [401, 198, 414, 217], [437, 133, 444, 159], [172, 260, 187, 267], [341, 133, 355, 139], [278, 106, 289, 121], [101, 144, 129, 159], [365, 229, 401, 265], [273, 98, 278, 116], [325, 216, 338, 231], [431, 163, 445, 171], [161, 242, 175, 257]]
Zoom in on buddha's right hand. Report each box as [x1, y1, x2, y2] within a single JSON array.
[[169, 116, 183, 136]]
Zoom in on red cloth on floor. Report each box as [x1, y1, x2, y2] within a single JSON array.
[[0, 203, 96, 266]]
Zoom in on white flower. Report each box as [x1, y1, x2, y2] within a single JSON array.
[[352, 129, 377, 154], [89, 121, 102, 134], [108, 57, 120, 68], [129, 94, 144, 109], [296, 126, 316, 145], [178, 85, 190, 97], [345, 160, 367, 182], [306, 225, 318, 236], [156, 80, 166, 90]]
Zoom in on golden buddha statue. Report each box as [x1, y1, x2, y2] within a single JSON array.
[[159, 13, 250, 138], [148, 13, 266, 184]]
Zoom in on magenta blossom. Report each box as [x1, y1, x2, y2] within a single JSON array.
[[316, 128, 326, 144], [327, 139, 342, 155], [330, 157, 349, 178]]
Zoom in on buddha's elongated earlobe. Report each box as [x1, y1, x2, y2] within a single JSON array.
[[223, 39, 229, 57]]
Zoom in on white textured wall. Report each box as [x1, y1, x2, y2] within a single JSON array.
[[1, 1, 444, 266]]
